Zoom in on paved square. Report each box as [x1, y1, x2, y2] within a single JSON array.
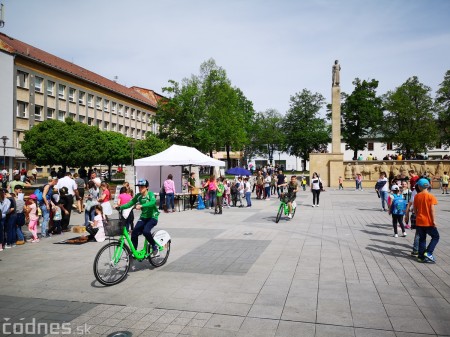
[[0, 189, 449, 336]]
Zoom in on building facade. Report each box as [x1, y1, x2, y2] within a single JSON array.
[[0, 33, 162, 177]]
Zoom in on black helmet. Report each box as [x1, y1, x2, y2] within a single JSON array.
[[135, 179, 149, 188]]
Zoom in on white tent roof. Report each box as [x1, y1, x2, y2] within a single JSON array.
[[134, 144, 226, 167]]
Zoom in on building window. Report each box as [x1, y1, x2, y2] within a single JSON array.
[[112, 123, 116, 131], [16, 70, 28, 88], [131, 128, 135, 137], [119, 125, 123, 132], [103, 121, 109, 130], [124, 107, 129, 118], [78, 115, 85, 123], [142, 130, 146, 138], [47, 108, 54, 119], [96, 120, 101, 128], [103, 99, 109, 111], [47, 80, 55, 96], [69, 88, 76, 102], [387, 143, 393, 150], [88, 117, 93, 126], [130, 109, 134, 119], [87, 94, 94, 107], [34, 105, 43, 121], [111, 102, 117, 113], [125, 126, 129, 136], [58, 111, 65, 121], [68, 112, 76, 120], [16, 101, 28, 118], [58, 84, 66, 99], [118, 105, 124, 116], [34, 76, 43, 93], [96, 97, 102, 110], [367, 142, 374, 151], [78, 91, 85, 105]]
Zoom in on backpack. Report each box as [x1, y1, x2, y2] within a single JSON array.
[[34, 187, 44, 203], [231, 184, 238, 195], [392, 197, 407, 216]]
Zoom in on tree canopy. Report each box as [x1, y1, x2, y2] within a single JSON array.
[[436, 70, 450, 146], [341, 78, 383, 159], [282, 89, 330, 170], [155, 58, 254, 167], [382, 76, 438, 157]]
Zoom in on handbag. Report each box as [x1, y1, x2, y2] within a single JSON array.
[[319, 179, 323, 190]]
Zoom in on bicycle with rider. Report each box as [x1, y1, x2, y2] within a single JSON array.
[[278, 175, 299, 218]]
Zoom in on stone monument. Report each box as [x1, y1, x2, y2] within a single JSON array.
[[309, 60, 344, 187]]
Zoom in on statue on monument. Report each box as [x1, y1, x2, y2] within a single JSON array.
[[332, 60, 341, 86]]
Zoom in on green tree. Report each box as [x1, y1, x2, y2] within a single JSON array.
[[382, 76, 438, 157], [436, 70, 450, 146], [283, 89, 330, 171], [21, 118, 103, 169], [341, 78, 383, 159], [98, 131, 132, 180], [156, 58, 254, 167], [134, 132, 170, 159], [252, 109, 285, 164]]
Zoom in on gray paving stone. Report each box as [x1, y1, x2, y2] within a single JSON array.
[[275, 321, 315, 337], [205, 314, 245, 331], [315, 324, 355, 337]]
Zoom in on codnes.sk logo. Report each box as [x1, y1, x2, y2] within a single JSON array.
[[2, 317, 92, 335]]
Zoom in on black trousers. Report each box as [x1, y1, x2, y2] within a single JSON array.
[[312, 189, 321, 205]]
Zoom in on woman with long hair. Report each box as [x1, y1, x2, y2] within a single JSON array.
[[310, 172, 322, 207]]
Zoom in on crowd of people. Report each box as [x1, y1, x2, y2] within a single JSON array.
[[1, 163, 444, 265]]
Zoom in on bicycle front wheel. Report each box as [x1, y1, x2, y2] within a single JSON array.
[[93, 241, 131, 286], [275, 204, 283, 223]]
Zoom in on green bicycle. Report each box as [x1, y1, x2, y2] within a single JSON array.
[[93, 218, 171, 286], [275, 199, 297, 223]]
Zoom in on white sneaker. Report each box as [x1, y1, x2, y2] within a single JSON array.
[[312, 205, 315, 208], [288, 214, 292, 219], [316, 204, 319, 207], [394, 234, 398, 238], [403, 232, 407, 237]]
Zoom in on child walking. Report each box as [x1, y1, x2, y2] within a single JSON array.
[[414, 178, 439, 263], [27, 194, 40, 243], [338, 176, 343, 190], [52, 204, 62, 234], [388, 185, 407, 238]]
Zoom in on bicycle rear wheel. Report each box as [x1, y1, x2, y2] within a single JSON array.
[[148, 230, 171, 267], [93, 241, 131, 286], [275, 204, 283, 223]]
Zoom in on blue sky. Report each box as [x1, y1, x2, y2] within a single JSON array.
[[2, 0, 449, 114]]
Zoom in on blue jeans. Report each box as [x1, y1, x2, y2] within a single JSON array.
[[0, 217, 5, 247], [413, 231, 419, 252], [132, 217, 157, 250], [84, 207, 96, 227], [264, 186, 271, 198], [245, 191, 252, 206], [380, 191, 388, 210], [208, 190, 216, 208], [417, 226, 440, 258], [16, 213, 25, 241], [39, 204, 50, 237], [165, 193, 174, 211], [6, 214, 17, 245]]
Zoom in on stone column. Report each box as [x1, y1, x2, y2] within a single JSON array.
[[331, 85, 341, 154]]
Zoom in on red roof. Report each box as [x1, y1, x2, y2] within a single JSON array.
[[0, 33, 158, 108]]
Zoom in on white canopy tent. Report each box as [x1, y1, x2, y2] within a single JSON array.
[[134, 145, 226, 193]]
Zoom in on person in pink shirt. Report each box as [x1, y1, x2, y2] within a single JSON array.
[[98, 182, 112, 218], [27, 194, 40, 243], [164, 174, 176, 213], [116, 186, 134, 230]]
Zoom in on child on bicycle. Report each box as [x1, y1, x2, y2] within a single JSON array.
[[118, 179, 160, 257], [278, 175, 299, 218]]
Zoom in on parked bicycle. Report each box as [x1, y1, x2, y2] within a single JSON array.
[[93, 215, 171, 286]]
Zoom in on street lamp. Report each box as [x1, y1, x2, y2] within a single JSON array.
[[1, 136, 8, 169]]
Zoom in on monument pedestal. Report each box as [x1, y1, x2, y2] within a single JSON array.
[[309, 153, 344, 188]]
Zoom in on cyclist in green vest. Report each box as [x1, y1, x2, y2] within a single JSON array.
[[118, 179, 160, 256]]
